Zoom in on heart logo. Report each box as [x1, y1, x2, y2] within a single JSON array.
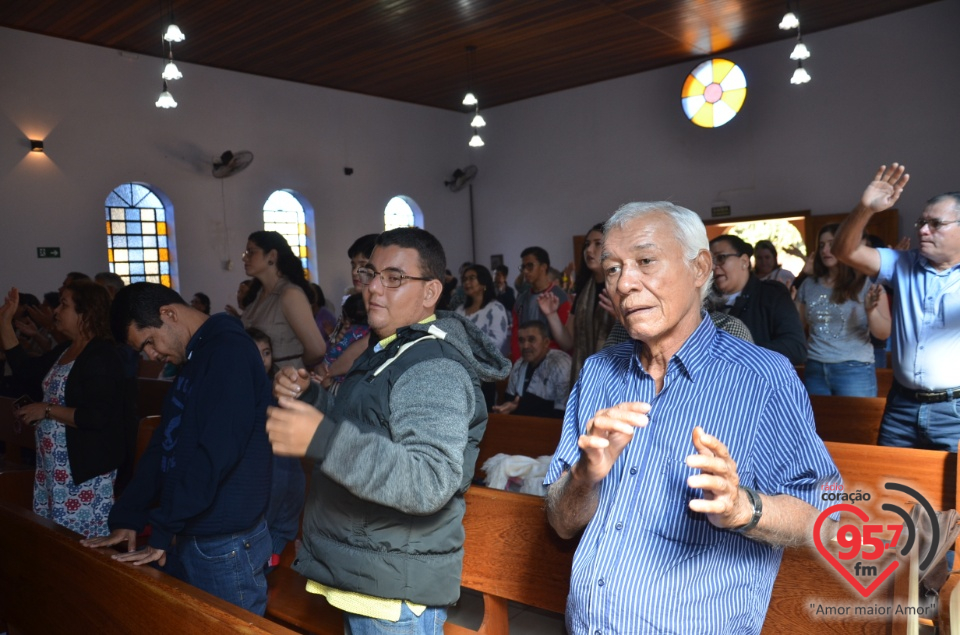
[[813, 504, 899, 598]]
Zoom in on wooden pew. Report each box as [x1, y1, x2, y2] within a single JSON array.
[[476, 413, 561, 469], [810, 395, 886, 445], [0, 495, 299, 635], [0, 395, 35, 470], [138, 357, 166, 378]]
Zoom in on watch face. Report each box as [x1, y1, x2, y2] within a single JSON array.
[[682, 59, 747, 128]]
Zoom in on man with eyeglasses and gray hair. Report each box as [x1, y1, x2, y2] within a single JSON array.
[[833, 163, 960, 451], [265, 227, 510, 635]]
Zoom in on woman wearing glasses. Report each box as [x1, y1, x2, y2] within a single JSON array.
[[795, 224, 891, 396], [240, 231, 326, 370], [709, 234, 807, 365]]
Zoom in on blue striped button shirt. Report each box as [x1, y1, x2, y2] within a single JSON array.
[[545, 315, 840, 635]]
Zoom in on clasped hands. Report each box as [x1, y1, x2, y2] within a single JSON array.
[[576, 402, 751, 530], [266, 366, 325, 457]]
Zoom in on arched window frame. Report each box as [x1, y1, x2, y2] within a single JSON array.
[[384, 195, 424, 231], [104, 182, 179, 289], [262, 189, 316, 279]]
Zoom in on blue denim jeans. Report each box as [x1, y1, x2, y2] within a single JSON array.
[[163, 518, 271, 615], [804, 360, 877, 397], [266, 455, 306, 558], [344, 604, 447, 635], [878, 381, 960, 452]]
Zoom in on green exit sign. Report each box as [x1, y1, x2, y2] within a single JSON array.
[[37, 247, 61, 258]]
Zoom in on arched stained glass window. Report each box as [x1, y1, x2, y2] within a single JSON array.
[[682, 59, 747, 128], [105, 183, 177, 287], [263, 190, 312, 278], [384, 196, 424, 231]]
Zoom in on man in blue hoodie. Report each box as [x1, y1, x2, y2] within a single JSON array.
[[82, 282, 273, 615]]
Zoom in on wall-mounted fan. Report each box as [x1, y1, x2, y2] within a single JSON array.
[[445, 165, 478, 192], [212, 150, 254, 178]]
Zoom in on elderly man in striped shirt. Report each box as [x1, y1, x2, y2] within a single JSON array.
[[544, 202, 840, 635]]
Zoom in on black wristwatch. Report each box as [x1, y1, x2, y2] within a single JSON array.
[[731, 486, 763, 534]]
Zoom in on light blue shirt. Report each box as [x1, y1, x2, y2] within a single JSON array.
[[544, 316, 839, 635], [876, 248, 960, 391]]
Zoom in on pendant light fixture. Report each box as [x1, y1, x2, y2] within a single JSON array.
[[780, 1, 811, 84], [155, 0, 183, 108], [790, 62, 811, 84], [462, 46, 486, 148]]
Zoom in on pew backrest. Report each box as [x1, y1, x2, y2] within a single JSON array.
[[477, 413, 561, 470], [0, 396, 35, 469], [811, 395, 886, 445]]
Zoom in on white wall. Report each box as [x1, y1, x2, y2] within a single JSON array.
[[2, 0, 958, 302], [472, 0, 960, 271], [0, 27, 476, 307]]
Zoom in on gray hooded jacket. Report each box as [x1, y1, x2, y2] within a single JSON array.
[[293, 311, 510, 606]]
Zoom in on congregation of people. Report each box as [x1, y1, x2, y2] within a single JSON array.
[[2, 161, 959, 634]]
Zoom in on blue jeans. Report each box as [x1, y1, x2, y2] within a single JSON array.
[[266, 455, 306, 557], [878, 381, 960, 452], [804, 360, 877, 397], [164, 518, 271, 615], [344, 604, 447, 635]]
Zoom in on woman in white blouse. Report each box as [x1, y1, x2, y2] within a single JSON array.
[[455, 264, 509, 409]]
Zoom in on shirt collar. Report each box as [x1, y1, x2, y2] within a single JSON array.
[[629, 310, 715, 383]]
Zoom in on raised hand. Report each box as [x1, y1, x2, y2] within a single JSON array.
[[266, 397, 324, 457], [537, 290, 561, 316], [0, 287, 20, 327], [575, 402, 650, 486], [861, 163, 909, 213], [686, 427, 749, 530], [273, 366, 311, 401], [894, 236, 911, 251], [865, 284, 884, 313]]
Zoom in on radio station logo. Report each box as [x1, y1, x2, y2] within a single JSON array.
[[812, 482, 937, 598]]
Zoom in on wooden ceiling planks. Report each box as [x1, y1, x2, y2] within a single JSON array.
[[0, 0, 939, 109]]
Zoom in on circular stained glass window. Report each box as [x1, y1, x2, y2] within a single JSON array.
[[682, 59, 747, 128]]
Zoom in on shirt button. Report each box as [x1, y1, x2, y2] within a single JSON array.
[[615, 522, 623, 530], [598, 578, 605, 587], [595, 631, 602, 635], [629, 467, 638, 475]]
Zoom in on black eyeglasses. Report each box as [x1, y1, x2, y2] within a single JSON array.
[[356, 267, 432, 288], [712, 253, 741, 266], [915, 218, 960, 231]]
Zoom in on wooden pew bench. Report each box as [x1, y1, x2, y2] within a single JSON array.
[[810, 395, 887, 445], [0, 395, 36, 471], [0, 492, 299, 635], [137, 377, 172, 418]]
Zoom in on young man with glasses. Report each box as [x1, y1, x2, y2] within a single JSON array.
[[834, 163, 960, 451], [510, 246, 572, 361], [265, 227, 510, 635]]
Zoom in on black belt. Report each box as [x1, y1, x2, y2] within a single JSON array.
[[899, 383, 960, 404]]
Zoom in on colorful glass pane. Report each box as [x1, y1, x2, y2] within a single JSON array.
[[104, 183, 174, 288], [263, 189, 310, 278], [681, 59, 747, 128]]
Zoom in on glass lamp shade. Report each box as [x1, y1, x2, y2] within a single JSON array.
[[779, 12, 799, 30], [791, 65, 811, 84], [468, 133, 484, 147], [790, 41, 810, 60], [155, 82, 178, 108], [462, 92, 478, 106], [163, 24, 185, 42], [470, 113, 486, 128], [162, 61, 183, 80]]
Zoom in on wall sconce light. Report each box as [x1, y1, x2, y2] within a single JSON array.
[[30, 140, 44, 153]]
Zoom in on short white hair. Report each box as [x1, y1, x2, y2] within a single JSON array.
[[604, 201, 713, 302]]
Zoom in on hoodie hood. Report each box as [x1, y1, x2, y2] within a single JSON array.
[[403, 310, 511, 383]]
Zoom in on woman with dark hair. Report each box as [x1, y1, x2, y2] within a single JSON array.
[[309, 283, 337, 347], [0, 281, 134, 537], [795, 224, 891, 396], [455, 264, 509, 354], [753, 239, 796, 289], [317, 293, 370, 391], [190, 292, 211, 315], [539, 223, 614, 382], [710, 234, 807, 365], [240, 231, 326, 369]]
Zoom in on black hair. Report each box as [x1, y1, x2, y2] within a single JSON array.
[[94, 271, 125, 293], [518, 320, 550, 339], [192, 292, 211, 314], [65, 271, 91, 283], [246, 326, 271, 345], [242, 231, 312, 307], [341, 293, 368, 326], [18, 293, 40, 308], [110, 282, 187, 344], [754, 240, 778, 262], [520, 246, 550, 267], [348, 234, 380, 260], [43, 292, 60, 309], [574, 223, 605, 297], [463, 264, 496, 310], [494, 265, 509, 278], [709, 234, 754, 258], [310, 283, 326, 308], [375, 227, 446, 281]]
